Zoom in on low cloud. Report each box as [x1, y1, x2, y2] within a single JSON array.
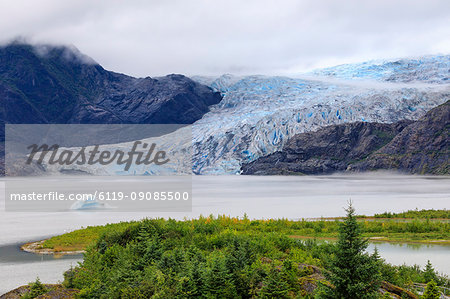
[[0, 0, 449, 77]]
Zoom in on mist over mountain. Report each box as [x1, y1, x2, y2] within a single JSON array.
[[0, 42, 222, 127], [0, 42, 222, 175]]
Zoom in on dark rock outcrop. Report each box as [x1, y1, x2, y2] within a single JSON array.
[[242, 101, 449, 175], [241, 121, 411, 175], [350, 100, 449, 174]]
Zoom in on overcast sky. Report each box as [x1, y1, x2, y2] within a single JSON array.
[[1, 0, 449, 77]]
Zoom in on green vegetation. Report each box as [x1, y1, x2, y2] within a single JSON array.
[[42, 210, 450, 253], [21, 278, 47, 299], [42, 222, 132, 252], [372, 209, 449, 219], [17, 283, 79, 299], [424, 260, 438, 283], [317, 203, 381, 298], [422, 280, 440, 299], [51, 206, 449, 298]]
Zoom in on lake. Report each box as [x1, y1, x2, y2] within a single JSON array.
[[0, 174, 449, 294]]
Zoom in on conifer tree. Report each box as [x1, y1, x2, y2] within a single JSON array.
[[423, 260, 438, 283], [260, 268, 290, 299], [422, 280, 441, 299], [184, 259, 205, 297], [206, 255, 236, 298], [26, 277, 47, 299], [371, 246, 381, 262], [318, 201, 381, 299]]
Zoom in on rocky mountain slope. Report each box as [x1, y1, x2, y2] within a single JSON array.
[[0, 42, 222, 175], [242, 101, 449, 175], [0, 42, 222, 127], [350, 100, 449, 174]]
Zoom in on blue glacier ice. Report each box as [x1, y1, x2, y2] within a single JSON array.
[[311, 55, 450, 83], [39, 56, 450, 175], [191, 55, 449, 174]]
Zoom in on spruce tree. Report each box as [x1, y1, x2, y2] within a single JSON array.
[[318, 202, 381, 299], [26, 277, 47, 299], [371, 246, 381, 262], [206, 255, 236, 298], [422, 280, 441, 299], [423, 260, 438, 283], [260, 268, 290, 299], [185, 259, 205, 297]]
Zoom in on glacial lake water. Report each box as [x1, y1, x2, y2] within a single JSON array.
[[0, 174, 449, 294]]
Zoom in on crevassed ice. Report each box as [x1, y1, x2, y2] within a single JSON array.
[[41, 56, 450, 175], [191, 56, 449, 174]]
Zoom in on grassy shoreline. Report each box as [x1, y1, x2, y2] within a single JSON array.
[[23, 230, 450, 256], [289, 235, 450, 245], [31, 209, 449, 254]]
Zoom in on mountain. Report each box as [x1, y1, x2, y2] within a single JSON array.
[[192, 56, 449, 174], [3, 45, 448, 176], [0, 42, 222, 127], [240, 121, 412, 175], [0, 42, 222, 175], [349, 100, 449, 174], [242, 101, 449, 175]]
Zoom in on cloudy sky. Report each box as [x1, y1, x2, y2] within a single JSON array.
[[1, 0, 449, 77]]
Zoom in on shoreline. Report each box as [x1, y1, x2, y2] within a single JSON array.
[[289, 235, 450, 245], [21, 240, 85, 255], [21, 235, 450, 257], [18, 210, 450, 256]]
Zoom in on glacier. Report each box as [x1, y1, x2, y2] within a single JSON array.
[[311, 55, 450, 83], [39, 126, 194, 175], [190, 56, 449, 174], [36, 55, 450, 175]]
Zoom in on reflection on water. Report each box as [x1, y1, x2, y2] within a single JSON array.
[[0, 242, 83, 295], [367, 242, 450, 276], [0, 242, 83, 264]]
